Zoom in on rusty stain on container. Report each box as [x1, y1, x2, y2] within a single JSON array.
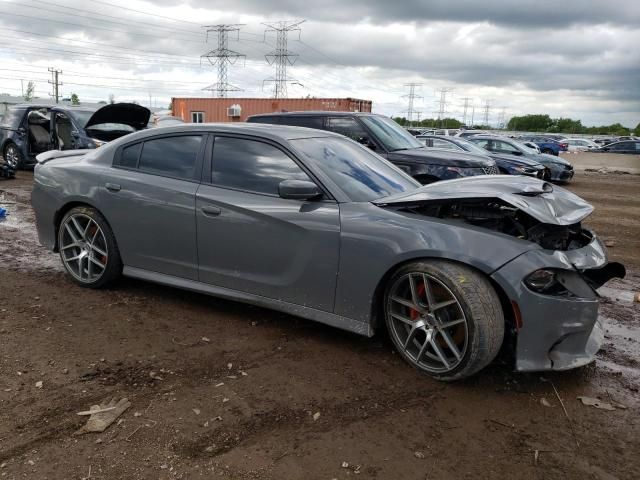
[[171, 97, 373, 123]]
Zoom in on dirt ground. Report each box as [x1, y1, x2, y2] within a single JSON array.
[[0, 171, 638, 480]]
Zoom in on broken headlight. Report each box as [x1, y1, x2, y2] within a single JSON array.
[[524, 269, 569, 295]]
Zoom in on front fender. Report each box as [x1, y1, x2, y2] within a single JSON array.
[[333, 203, 536, 324]]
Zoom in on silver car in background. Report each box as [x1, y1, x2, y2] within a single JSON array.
[[31, 124, 624, 380]]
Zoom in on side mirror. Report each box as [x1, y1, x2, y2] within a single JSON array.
[[357, 137, 376, 150], [511, 150, 523, 156], [278, 179, 322, 200]]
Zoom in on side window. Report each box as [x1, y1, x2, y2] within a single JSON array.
[[249, 116, 280, 124], [281, 116, 324, 129], [432, 138, 458, 150], [117, 143, 142, 168], [611, 142, 630, 151], [137, 135, 202, 179], [191, 112, 204, 123], [472, 139, 490, 149], [326, 117, 369, 141], [211, 137, 311, 196], [635, 143, 640, 151]]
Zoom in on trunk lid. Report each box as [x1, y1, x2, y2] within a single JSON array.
[[84, 103, 151, 130]]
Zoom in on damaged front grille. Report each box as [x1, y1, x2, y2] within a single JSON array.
[[482, 165, 500, 175], [404, 198, 594, 251]]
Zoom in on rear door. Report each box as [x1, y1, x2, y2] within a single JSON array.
[[195, 134, 341, 312], [100, 134, 205, 279]]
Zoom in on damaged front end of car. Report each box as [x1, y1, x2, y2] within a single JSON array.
[[374, 176, 625, 372]]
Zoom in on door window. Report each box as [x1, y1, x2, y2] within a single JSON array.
[[431, 138, 461, 150], [326, 117, 369, 142], [281, 116, 324, 129], [610, 142, 632, 151], [211, 137, 311, 196], [137, 135, 203, 179]]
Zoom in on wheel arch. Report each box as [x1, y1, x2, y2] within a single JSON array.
[[369, 256, 516, 338], [53, 200, 112, 252]]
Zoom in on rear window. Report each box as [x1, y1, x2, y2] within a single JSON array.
[[248, 116, 281, 125], [278, 116, 324, 129], [0, 108, 23, 128]]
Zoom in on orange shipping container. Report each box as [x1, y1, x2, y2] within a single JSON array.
[[171, 97, 372, 123]]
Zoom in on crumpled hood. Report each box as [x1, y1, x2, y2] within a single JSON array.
[[84, 103, 151, 130], [373, 175, 593, 225], [388, 147, 494, 168]]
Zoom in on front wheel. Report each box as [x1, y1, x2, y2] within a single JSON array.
[[58, 207, 122, 288], [384, 260, 504, 381]]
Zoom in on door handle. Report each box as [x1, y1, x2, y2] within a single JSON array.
[[201, 205, 221, 217], [105, 183, 121, 192]]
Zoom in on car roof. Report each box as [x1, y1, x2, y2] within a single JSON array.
[[122, 122, 346, 142], [248, 111, 379, 118]]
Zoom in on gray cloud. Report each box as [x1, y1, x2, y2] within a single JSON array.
[[0, 0, 638, 126]]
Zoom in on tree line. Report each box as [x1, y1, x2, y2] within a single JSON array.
[[507, 114, 638, 136]]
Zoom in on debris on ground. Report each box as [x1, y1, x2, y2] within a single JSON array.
[[0, 207, 6, 219], [75, 398, 131, 434], [414, 451, 425, 459], [540, 398, 552, 407], [313, 411, 321, 421], [35, 381, 43, 389], [604, 239, 616, 247], [577, 396, 626, 411], [201, 337, 210, 343], [192, 408, 201, 415]]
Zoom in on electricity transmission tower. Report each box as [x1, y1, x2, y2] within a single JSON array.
[[497, 107, 507, 128], [48, 68, 62, 104], [262, 20, 305, 99], [201, 24, 246, 97], [402, 83, 423, 126], [436, 88, 454, 127], [482, 100, 492, 126], [461, 97, 473, 125]]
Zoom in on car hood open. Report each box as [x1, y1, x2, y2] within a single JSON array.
[[373, 175, 593, 226], [84, 103, 151, 130]]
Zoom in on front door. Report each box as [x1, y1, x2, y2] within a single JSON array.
[[196, 135, 341, 312]]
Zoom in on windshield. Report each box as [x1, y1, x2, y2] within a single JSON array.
[[359, 116, 423, 152], [511, 139, 540, 154], [454, 138, 492, 156], [67, 110, 95, 128], [291, 137, 419, 202]]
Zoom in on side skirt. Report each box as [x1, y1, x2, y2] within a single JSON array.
[[123, 266, 374, 337]]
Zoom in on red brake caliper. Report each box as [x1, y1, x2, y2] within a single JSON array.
[[409, 282, 427, 320]]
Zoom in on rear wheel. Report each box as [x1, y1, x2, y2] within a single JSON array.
[[58, 207, 122, 288], [3, 144, 22, 170], [542, 148, 556, 155], [384, 260, 504, 381]]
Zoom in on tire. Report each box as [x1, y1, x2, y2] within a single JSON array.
[[542, 148, 556, 156], [384, 260, 504, 381], [58, 206, 122, 288], [3, 143, 23, 170]]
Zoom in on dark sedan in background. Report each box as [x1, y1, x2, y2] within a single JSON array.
[[417, 134, 548, 179], [248, 112, 498, 184], [594, 140, 640, 154], [468, 135, 574, 183], [32, 123, 623, 381]]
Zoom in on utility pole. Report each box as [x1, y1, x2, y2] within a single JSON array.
[[482, 99, 491, 127], [435, 87, 454, 127], [461, 97, 472, 126], [48, 67, 62, 104], [262, 20, 304, 99], [402, 83, 423, 127], [201, 24, 246, 98]]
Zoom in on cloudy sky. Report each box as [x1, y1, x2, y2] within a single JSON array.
[[0, 0, 638, 126]]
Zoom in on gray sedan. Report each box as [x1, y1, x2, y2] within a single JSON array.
[[31, 124, 624, 380]]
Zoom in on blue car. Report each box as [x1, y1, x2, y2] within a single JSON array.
[[0, 103, 150, 169], [518, 135, 568, 156], [417, 134, 548, 179]]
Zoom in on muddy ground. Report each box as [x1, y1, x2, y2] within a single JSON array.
[[0, 171, 638, 480]]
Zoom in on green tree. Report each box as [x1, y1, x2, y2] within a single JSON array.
[[23, 81, 35, 101], [70, 93, 80, 105], [634, 122, 640, 136], [507, 114, 553, 132]]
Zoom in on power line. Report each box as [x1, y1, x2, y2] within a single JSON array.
[[262, 20, 305, 99], [87, 0, 203, 26], [48, 67, 62, 104], [201, 25, 246, 98], [402, 83, 422, 126]]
